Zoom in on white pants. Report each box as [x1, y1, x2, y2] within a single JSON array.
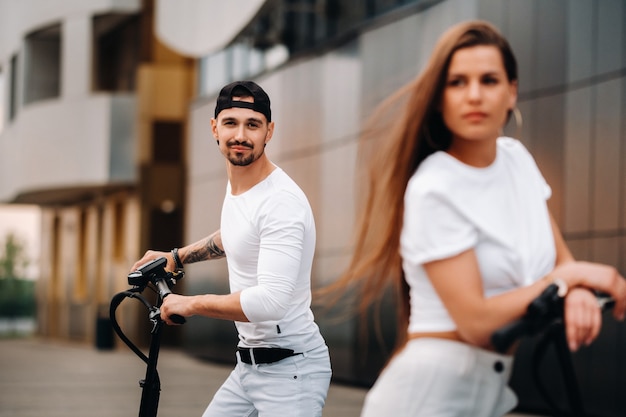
[[361, 338, 517, 417], [202, 344, 332, 417]]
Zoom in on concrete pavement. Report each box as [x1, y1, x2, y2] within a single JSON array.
[[0, 337, 540, 417], [0, 337, 365, 417]]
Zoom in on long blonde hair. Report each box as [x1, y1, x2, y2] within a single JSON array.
[[320, 20, 519, 350]]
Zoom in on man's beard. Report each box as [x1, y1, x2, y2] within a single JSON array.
[[226, 141, 263, 166]]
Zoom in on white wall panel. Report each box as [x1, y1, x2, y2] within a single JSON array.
[[62, 15, 91, 98]]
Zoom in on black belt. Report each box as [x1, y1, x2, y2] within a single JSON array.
[[237, 347, 300, 365]]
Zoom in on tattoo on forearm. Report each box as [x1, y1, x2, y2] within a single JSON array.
[[206, 237, 226, 258], [182, 232, 226, 264]]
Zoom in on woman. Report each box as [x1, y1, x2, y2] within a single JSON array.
[[328, 20, 626, 416]]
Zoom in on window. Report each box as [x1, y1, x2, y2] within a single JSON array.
[[153, 121, 183, 163], [198, 43, 269, 97], [9, 54, 18, 120], [92, 13, 140, 92], [202, 50, 229, 96], [23, 24, 61, 104]]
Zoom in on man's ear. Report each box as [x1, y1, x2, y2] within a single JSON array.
[[211, 118, 219, 140], [264, 121, 275, 145]]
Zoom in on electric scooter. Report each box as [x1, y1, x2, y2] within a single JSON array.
[[492, 283, 615, 417], [109, 257, 186, 417]]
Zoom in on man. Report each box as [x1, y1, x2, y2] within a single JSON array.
[[131, 81, 332, 416]]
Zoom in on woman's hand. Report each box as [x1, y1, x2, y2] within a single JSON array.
[[563, 288, 602, 351], [551, 261, 626, 322]]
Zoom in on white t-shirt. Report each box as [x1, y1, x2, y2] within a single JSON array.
[[401, 137, 556, 333], [221, 167, 325, 352]]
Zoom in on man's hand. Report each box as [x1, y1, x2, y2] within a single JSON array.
[[130, 250, 175, 272], [160, 294, 191, 325]]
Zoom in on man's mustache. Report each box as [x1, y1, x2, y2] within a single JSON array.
[[227, 140, 253, 148]]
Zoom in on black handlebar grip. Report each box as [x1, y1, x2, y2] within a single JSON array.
[[155, 279, 186, 324], [168, 313, 186, 325], [491, 319, 530, 353], [491, 287, 614, 354]]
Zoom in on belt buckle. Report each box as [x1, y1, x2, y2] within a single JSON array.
[[239, 347, 258, 365]]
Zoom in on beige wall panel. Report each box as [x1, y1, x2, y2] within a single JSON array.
[[136, 119, 152, 163], [265, 61, 323, 159], [281, 154, 320, 209], [565, 239, 591, 263], [592, 79, 622, 231], [82, 206, 101, 341], [318, 50, 361, 145], [616, 236, 626, 277], [591, 237, 622, 269], [316, 141, 358, 263], [56, 208, 80, 338], [99, 201, 116, 305], [188, 101, 225, 183], [84, 206, 99, 294], [185, 179, 229, 290], [185, 174, 229, 292], [37, 210, 56, 336], [137, 65, 191, 120], [505, 0, 536, 96], [622, 80, 626, 233], [60, 209, 80, 304], [186, 181, 224, 242], [525, 94, 565, 223], [316, 52, 360, 280], [564, 88, 593, 234], [313, 251, 354, 290], [124, 196, 141, 271]]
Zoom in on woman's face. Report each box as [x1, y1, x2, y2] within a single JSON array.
[[441, 45, 517, 145]]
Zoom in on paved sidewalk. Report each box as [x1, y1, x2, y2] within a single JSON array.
[[0, 337, 540, 417], [0, 337, 365, 417]]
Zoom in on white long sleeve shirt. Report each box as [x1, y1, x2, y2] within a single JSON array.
[[221, 167, 325, 352]]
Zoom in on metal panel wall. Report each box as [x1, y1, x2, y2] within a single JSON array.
[[185, 0, 626, 414]]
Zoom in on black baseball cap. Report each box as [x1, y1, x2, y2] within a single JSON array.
[[214, 81, 272, 122]]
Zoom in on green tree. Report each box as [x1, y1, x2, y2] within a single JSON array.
[[0, 233, 36, 319]]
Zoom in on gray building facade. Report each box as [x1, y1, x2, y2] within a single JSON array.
[[183, 1, 625, 415], [2, 0, 623, 415]]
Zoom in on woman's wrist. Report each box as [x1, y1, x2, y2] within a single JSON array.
[[545, 275, 569, 297]]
